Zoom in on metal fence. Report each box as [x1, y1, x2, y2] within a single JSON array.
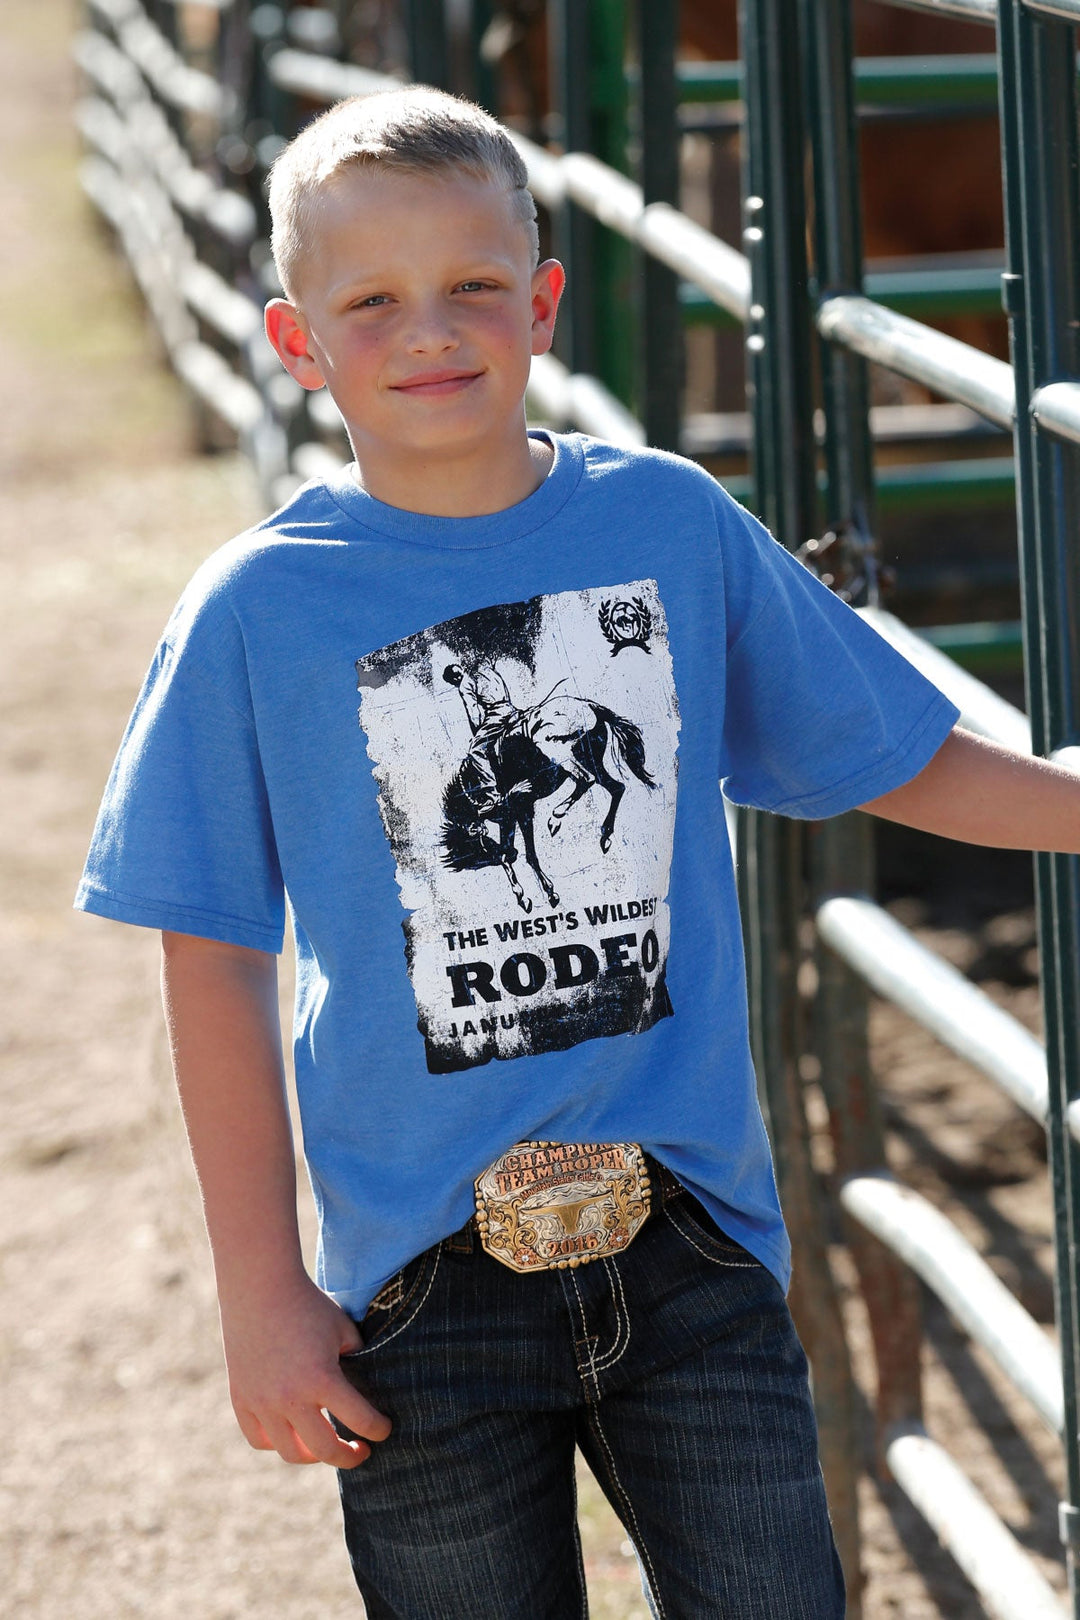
[[74, 2, 1080, 1614], [744, 3, 1080, 1616]]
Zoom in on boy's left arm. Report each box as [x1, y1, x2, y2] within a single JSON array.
[[860, 726, 1080, 851]]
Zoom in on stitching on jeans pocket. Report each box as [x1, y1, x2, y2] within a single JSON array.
[[367, 1272, 407, 1314], [361, 1246, 442, 1353], [347, 1249, 438, 1352], [666, 1201, 762, 1267]]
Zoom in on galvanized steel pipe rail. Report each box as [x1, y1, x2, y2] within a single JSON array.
[[842, 1175, 1064, 1433], [75, 0, 292, 486], [817, 296, 1016, 428], [78, 153, 265, 436], [885, 1425, 1068, 1620], [886, 0, 998, 18], [817, 896, 1049, 1123], [1032, 382, 1080, 446], [887, 0, 1080, 19], [84, 0, 230, 117]]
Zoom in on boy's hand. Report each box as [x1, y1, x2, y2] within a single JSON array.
[[159, 934, 390, 1471], [219, 1271, 392, 1469]]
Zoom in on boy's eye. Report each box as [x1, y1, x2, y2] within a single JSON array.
[[354, 294, 390, 308], [457, 280, 493, 293]]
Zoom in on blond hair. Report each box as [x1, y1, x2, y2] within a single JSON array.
[[268, 86, 539, 301]]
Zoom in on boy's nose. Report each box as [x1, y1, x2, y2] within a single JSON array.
[[405, 308, 459, 353]]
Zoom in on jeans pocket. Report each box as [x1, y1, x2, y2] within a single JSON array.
[[343, 1245, 441, 1358], [665, 1197, 764, 1267]]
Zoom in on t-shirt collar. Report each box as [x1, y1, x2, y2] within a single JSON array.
[[324, 430, 585, 550]]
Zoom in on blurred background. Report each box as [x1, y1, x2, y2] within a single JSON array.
[[1, 2, 1072, 1616]]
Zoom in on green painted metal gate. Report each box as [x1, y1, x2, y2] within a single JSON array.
[[742, 1, 1080, 1614]]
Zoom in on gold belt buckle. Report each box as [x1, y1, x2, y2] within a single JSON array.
[[474, 1142, 652, 1273]]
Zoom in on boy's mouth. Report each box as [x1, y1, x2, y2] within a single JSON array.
[[392, 369, 483, 396]]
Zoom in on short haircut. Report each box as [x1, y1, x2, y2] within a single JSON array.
[[268, 85, 540, 301]]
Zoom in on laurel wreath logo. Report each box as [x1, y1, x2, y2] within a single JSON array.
[[599, 597, 653, 656]]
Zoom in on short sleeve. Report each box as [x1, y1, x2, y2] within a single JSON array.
[[75, 615, 285, 952], [718, 499, 960, 818]]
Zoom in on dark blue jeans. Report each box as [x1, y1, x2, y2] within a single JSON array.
[[337, 1187, 844, 1619]]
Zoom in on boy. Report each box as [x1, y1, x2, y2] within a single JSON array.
[[77, 86, 1080, 1618]]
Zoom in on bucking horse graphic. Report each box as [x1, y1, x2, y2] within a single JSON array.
[[440, 660, 655, 913]]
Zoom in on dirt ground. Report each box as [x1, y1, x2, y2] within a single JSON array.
[[0, 4, 1069, 1615]]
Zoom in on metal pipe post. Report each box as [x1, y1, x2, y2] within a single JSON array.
[[738, 0, 816, 546], [405, 0, 449, 87], [738, 0, 862, 1604], [633, 0, 681, 449], [800, 0, 874, 561], [998, 2, 1080, 1607], [587, 0, 635, 406], [800, 0, 924, 1453], [469, 0, 497, 112], [548, 0, 596, 378]]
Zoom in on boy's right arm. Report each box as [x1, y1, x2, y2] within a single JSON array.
[[160, 931, 391, 1468]]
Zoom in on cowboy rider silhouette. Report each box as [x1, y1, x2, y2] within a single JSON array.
[[443, 661, 522, 822]]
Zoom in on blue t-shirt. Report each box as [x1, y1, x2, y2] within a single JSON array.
[[76, 432, 959, 1315]]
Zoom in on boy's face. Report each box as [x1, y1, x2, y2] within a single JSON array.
[[265, 166, 563, 471]]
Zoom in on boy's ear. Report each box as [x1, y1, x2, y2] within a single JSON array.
[[265, 299, 326, 390], [530, 259, 566, 357]]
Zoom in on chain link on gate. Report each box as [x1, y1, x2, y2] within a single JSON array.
[[795, 521, 893, 605]]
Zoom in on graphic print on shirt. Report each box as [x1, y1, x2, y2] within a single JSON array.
[[356, 581, 680, 1073]]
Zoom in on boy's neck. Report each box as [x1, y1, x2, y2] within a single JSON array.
[[350, 430, 553, 518]]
